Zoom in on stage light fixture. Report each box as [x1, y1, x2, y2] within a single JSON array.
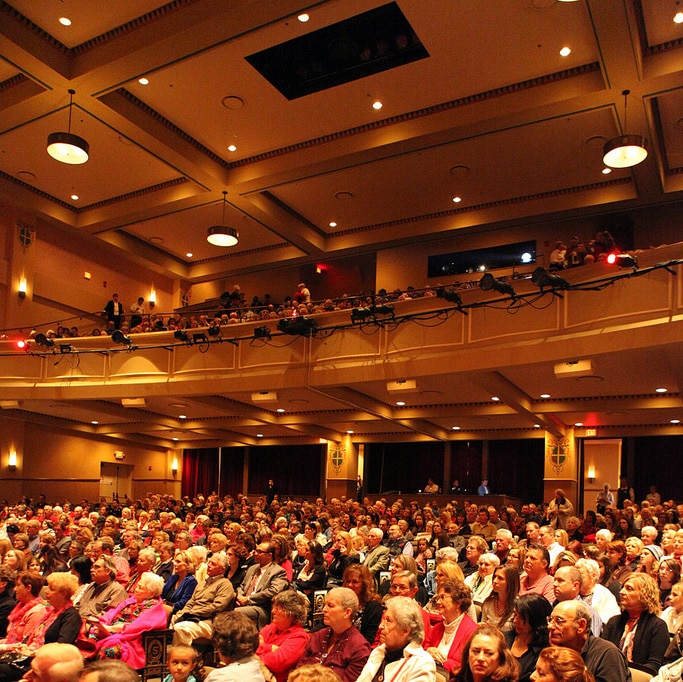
[[351, 307, 373, 324], [207, 326, 221, 337], [607, 253, 638, 269], [436, 287, 468, 314], [371, 304, 394, 317], [277, 317, 318, 337], [479, 273, 517, 298], [112, 330, 133, 346], [59, 344, 72, 354], [34, 333, 55, 348], [254, 325, 272, 339], [193, 333, 208, 345], [174, 330, 190, 343], [531, 267, 571, 290]]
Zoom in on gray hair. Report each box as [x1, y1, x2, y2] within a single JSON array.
[[496, 528, 513, 541], [386, 596, 425, 644], [138, 571, 165, 597], [435, 546, 459, 562], [595, 529, 613, 542], [480, 553, 500, 567], [575, 558, 600, 582], [327, 587, 359, 616], [368, 528, 384, 540], [138, 548, 157, 565]]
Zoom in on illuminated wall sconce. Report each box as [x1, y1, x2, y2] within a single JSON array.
[[171, 457, 179, 474], [114, 450, 125, 461], [587, 464, 596, 483], [8, 450, 17, 470], [18, 278, 27, 299], [149, 290, 156, 309]]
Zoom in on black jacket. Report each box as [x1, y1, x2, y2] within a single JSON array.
[[601, 609, 669, 675]]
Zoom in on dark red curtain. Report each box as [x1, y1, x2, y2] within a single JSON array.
[[219, 447, 245, 498], [247, 445, 323, 498], [181, 448, 219, 499]]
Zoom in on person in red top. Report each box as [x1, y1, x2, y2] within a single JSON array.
[[423, 579, 478, 678], [518, 545, 555, 604], [256, 591, 310, 682]]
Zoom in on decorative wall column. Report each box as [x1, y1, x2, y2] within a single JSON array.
[[543, 429, 578, 513], [325, 435, 359, 501]]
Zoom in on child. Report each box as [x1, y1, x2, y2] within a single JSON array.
[[164, 644, 200, 682]]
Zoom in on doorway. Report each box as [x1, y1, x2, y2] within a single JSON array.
[[100, 462, 133, 502]]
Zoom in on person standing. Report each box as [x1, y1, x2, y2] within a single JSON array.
[[129, 297, 145, 329], [478, 479, 490, 496], [103, 294, 124, 330], [547, 489, 573, 530]]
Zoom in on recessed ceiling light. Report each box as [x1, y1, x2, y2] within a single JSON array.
[[277, 408, 285, 413], [491, 396, 500, 402], [674, 11, 683, 24], [540, 393, 550, 399], [601, 167, 612, 174], [574, 422, 583, 427], [59, 17, 72, 26], [298, 13, 310, 22], [671, 419, 680, 424], [256, 433, 263, 438], [179, 414, 187, 419], [172, 437, 179, 441], [452, 196, 462, 203], [329, 221, 337, 227], [559, 47, 571, 57], [655, 388, 667, 393], [138, 77, 149, 85], [452, 426, 460, 430], [346, 430, 354, 434], [228, 144, 237, 152], [372, 101, 383, 110], [534, 424, 541, 428], [91, 420, 98, 425], [186, 252, 193, 258], [396, 401, 405, 406], [71, 194, 79, 201]]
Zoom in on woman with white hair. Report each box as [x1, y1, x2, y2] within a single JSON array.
[[357, 596, 436, 682], [464, 553, 498, 607], [91, 571, 167, 668], [574, 558, 620, 625]]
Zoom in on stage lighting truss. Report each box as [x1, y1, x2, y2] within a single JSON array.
[[350, 303, 395, 326]]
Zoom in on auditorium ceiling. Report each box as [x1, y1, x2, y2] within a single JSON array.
[[1, 0, 683, 450]]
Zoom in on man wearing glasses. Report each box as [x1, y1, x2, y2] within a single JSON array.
[[547, 600, 630, 682]]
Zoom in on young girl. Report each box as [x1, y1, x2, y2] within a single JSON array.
[[164, 644, 200, 682]]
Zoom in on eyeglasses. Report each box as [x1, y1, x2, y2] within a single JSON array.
[[547, 616, 576, 626]]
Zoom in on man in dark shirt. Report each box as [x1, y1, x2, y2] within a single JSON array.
[[547, 600, 630, 682]]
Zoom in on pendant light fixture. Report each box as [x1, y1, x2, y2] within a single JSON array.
[[47, 89, 90, 165], [602, 89, 647, 169], [206, 191, 239, 247]]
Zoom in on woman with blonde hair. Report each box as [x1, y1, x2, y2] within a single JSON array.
[[601, 572, 669, 676], [531, 646, 595, 682]]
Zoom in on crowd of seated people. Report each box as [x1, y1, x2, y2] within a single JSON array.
[[15, 231, 640, 345], [1, 486, 683, 681]]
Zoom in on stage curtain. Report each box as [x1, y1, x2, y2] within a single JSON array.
[[182, 448, 219, 498]]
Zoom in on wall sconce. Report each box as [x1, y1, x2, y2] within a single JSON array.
[[587, 464, 596, 483], [149, 290, 156, 309], [114, 450, 125, 461], [171, 457, 179, 474], [18, 278, 27, 299], [8, 450, 17, 470]]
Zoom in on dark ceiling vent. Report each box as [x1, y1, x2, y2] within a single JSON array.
[[246, 2, 429, 100]]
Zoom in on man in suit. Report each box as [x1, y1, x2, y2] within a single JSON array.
[[234, 542, 288, 628], [103, 293, 124, 330], [363, 528, 391, 576]]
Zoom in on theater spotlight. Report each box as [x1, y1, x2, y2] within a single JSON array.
[[111, 330, 133, 346], [436, 287, 468, 314], [371, 304, 394, 317], [277, 317, 318, 337], [193, 333, 208, 345], [254, 325, 272, 339], [351, 307, 374, 324], [34, 333, 55, 348], [531, 267, 571, 291], [606, 253, 638, 269], [479, 273, 517, 298], [207, 326, 221, 337], [59, 343, 72, 354], [174, 330, 190, 343]]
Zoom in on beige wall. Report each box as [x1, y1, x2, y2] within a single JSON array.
[[0, 419, 181, 504]]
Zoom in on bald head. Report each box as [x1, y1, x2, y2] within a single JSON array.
[[28, 643, 83, 682]]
